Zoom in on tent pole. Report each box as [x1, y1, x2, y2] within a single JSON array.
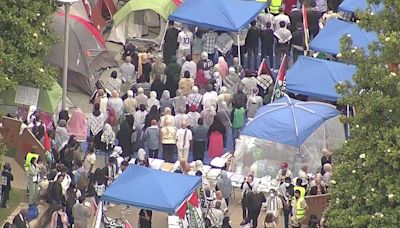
[[346, 104, 350, 138], [237, 33, 241, 66], [159, 20, 169, 50]]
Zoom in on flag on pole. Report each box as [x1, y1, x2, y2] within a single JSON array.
[[188, 192, 199, 208], [271, 54, 288, 102], [176, 201, 187, 219], [302, 4, 310, 55], [257, 58, 273, 76], [43, 127, 51, 151]]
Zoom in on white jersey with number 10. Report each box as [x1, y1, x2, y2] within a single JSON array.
[[177, 31, 193, 50]]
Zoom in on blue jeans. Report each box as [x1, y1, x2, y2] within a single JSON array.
[[232, 127, 241, 148]]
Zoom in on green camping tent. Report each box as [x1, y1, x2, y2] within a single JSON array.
[[0, 83, 73, 114]]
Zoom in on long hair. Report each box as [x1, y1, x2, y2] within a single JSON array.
[[208, 115, 226, 136], [38, 203, 63, 227]]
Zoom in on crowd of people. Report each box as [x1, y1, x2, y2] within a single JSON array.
[[0, 0, 345, 227]]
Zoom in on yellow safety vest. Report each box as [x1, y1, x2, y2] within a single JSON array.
[[269, 0, 282, 14], [294, 186, 306, 199], [24, 152, 39, 171], [296, 197, 306, 220]]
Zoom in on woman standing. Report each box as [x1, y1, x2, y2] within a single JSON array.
[[108, 91, 124, 118], [100, 123, 115, 152], [179, 71, 195, 96], [116, 119, 133, 157], [87, 103, 106, 150], [207, 116, 226, 159], [146, 91, 160, 112], [159, 90, 174, 113], [67, 109, 87, 142], [160, 119, 177, 163], [144, 105, 160, 130], [28, 157, 40, 205], [135, 149, 150, 167]]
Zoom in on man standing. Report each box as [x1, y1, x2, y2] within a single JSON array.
[[274, 21, 292, 69], [106, 71, 122, 94], [291, 190, 308, 228], [291, 23, 306, 62], [202, 30, 218, 62], [1, 163, 13, 208], [192, 118, 208, 161], [163, 21, 179, 64], [245, 21, 260, 71], [269, 0, 283, 16], [260, 22, 275, 69], [273, 7, 291, 30], [231, 104, 246, 148], [197, 52, 214, 79], [177, 25, 193, 65], [176, 120, 192, 162], [49, 173, 64, 206], [120, 56, 136, 84], [72, 196, 90, 228]]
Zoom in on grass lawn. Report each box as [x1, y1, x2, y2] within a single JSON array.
[[0, 188, 26, 223]]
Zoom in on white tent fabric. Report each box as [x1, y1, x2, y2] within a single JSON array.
[[233, 116, 345, 178]]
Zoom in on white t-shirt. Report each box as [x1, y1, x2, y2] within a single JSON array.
[[177, 30, 193, 50], [273, 14, 291, 29], [176, 128, 192, 149], [84, 153, 96, 173]]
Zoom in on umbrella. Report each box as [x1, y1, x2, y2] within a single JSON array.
[[241, 95, 340, 147]]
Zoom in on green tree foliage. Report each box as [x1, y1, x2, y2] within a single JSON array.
[[0, 0, 58, 92], [326, 1, 400, 227]]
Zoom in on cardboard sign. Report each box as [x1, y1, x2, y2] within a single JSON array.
[[14, 85, 40, 106]]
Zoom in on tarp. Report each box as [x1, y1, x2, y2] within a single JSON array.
[[0, 83, 74, 114], [101, 165, 201, 213], [309, 19, 377, 55], [46, 13, 118, 94], [241, 96, 340, 147], [338, 0, 383, 13], [113, 0, 177, 25], [169, 0, 267, 31], [286, 56, 356, 101]]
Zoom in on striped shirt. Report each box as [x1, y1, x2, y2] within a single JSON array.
[[202, 31, 218, 54]]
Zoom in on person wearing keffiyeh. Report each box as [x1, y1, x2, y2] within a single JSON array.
[[265, 188, 284, 227], [274, 21, 292, 69], [101, 123, 115, 152]]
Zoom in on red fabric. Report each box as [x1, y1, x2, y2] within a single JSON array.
[[176, 201, 187, 219], [195, 70, 208, 89], [284, 0, 297, 15], [188, 192, 199, 208], [125, 220, 133, 228], [43, 127, 51, 151], [107, 107, 117, 126], [277, 54, 288, 83], [56, 12, 106, 48], [302, 4, 310, 49], [258, 58, 272, 76], [172, 0, 183, 6], [208, 131, 224, 159]]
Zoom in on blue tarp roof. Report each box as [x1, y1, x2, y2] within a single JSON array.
[[169, 0, 267, 31], [101, 165, 201, 213], [309, 19, 378, 55], [241, 96, 340, 147], [286, 56, 356, 101], [339, 0, 383, 13]]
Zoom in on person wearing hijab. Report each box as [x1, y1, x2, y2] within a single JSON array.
[[216, 170, 233, 206], [134, 104, 148, 131], [101, 123, 115, 152], [217, 56, 228, 80], [187, 86, 203, 111], [55, 120, 70, 153], [95, 89, 108, 115], [135, 87, 148, 108], [146, 91, 160, 112], [174, 107, 189, 129], [202, 84, 218, 108], [159, 90, 174, 113], [66, 109, 87, 142], [208, 116, 225, 159], [180, 54, 197, 79], [151, 54, 166, 82], [138, 53, 151, 83], [150, 75, 164, 100], [160, 119, 177, 162], [201, 101, 217, 126], [144, 105, 160, 130], [160, 107, 175, 128], [224, 67, 241, 94], [163, 21, 179, 64], [123, 90, 137, 116], [216, 101, 231, 148], [173, 89, 187, 114], [87, 103, 106, 149], [194, 69, 208, 92], [135, 149, 150, 167], [246, 87, 264, 119], [165, 55, 181, 97], [187, 105, 201, 128], [106, 107, 118, 132], [58, 110, 69, 123], [217, 86, 232, 112], [108, 90, 124, 118], [117, 119, 132, 157], [241, 70, 258, 95], [179, 71, 195, 96]]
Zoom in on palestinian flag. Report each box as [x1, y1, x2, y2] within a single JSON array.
[[257, 58, 273, 76], [272, 54, 288, 101], [302, 4, 310, 54]]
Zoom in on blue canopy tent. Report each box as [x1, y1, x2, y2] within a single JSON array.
[[101, 165, 201, 213], [169, 0, 267, 64], [241, 96, 340, 147], [309, 19, 377, 55], [286, 56, 356, 101], [338, 0, 383, 13]]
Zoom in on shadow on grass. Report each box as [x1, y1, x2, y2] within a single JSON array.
[[0, 188, 27, 223]]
